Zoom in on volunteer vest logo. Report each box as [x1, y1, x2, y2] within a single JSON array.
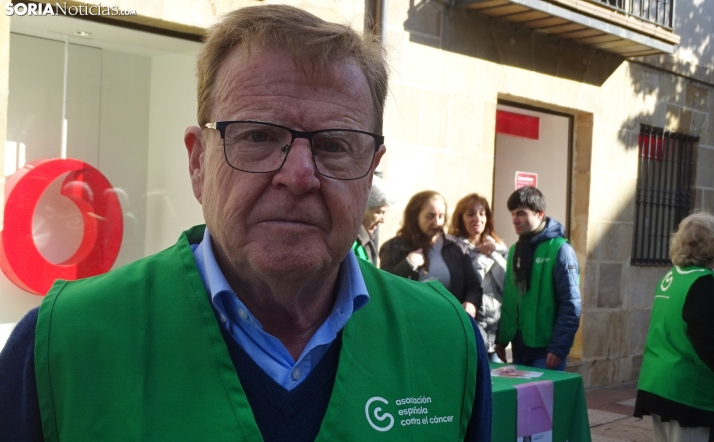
[[535, 257, 551, 264], [365, 395, 455, 431], [365, 397, 394, 432], [660, 270, 673, 291]]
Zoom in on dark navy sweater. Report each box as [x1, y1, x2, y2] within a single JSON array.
[[0, 308, 492, 441]]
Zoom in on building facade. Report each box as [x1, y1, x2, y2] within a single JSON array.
[[0, 0, 712, 388]]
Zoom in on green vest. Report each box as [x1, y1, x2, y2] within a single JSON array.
[[638, 266, 714, 412], [35, 225, 476, 441], [352, 239, 370, 261], [498, 237, 567, 347]]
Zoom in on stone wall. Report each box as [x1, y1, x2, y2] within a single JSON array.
[[579, 62, 714, 387], [379, 0, 714, 388]]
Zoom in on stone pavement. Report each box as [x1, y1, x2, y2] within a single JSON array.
[[585, 381, 654, 441]]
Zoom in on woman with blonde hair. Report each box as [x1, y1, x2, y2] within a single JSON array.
[[634, 211, 714, 441], [450, 193, 508, 361], [379, 190, 482, 311]]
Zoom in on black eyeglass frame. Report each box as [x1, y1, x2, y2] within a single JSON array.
[[204, 120, 384, 180]]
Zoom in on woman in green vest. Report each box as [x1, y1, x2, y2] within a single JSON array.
[[634, 211, 714, 441]]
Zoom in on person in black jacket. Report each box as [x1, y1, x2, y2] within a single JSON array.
[[380, 190, 483, 312]]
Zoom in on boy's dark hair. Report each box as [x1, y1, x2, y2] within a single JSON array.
[[507, 186, 546, 213]]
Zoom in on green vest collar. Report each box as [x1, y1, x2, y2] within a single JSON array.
[[37, 227, 477, 441]]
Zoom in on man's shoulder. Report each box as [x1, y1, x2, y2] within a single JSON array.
[[543, 235, 575, 257], [355, 261, 476, 342], [534, 217, 566, 244], [47, 231, 194, 303], [358, 260, 458, 302], [359, 259, 424, 289], [543, 237, 575, 267]]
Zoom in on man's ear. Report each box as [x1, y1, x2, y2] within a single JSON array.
[[370, 145, 386, 185], [366, 145, 386, 190], [184, 126, 206, 204], [373, 144, 386, 170], [537, 211, 546, 221]]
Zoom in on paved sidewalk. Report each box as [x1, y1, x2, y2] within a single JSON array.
[[585, 381, 654, 441]]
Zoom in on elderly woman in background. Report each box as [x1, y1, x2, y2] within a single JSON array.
[[379, 190, 483, 311], [450, 193, 508, 362], [634, 211, 714, 441], [352, 176, 395, 265]]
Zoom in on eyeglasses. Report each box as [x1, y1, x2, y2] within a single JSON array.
[[204, 120, 384, 180]]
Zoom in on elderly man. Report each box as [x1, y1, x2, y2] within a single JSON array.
[[0, 5, 491, 441]]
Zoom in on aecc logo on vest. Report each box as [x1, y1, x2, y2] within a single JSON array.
[[365, 397, 394, 432], [660, 270, 674, 292], [365, 395, 454, 432]]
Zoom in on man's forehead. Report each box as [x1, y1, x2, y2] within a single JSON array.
[[512, 207, 540, 214], [210, 46, 374, 126], [220, 44, 354, 78]]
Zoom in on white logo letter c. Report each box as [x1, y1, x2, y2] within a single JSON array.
[[365, 397, 394, 432], [660, 270, 673, 292]]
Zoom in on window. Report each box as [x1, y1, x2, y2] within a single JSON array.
[[631, 125, 697, 265]]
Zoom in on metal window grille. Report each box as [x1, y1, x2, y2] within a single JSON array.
[[589, 0, 675, 30], [631, 125, 697, 266]]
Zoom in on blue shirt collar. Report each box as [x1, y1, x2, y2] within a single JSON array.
[[193, 227, 369, 319], [191, 227, 369, 389]]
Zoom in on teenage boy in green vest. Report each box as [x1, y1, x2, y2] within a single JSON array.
[[0, 5, 492, 441], [494, 186, 581, 371]]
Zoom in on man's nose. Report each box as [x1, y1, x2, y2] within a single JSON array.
[[271, 139, 320, 194]]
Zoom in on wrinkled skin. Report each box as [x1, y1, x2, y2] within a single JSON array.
[[184, 47, 385, 358]]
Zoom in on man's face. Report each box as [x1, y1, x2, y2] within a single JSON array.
[[510, 207, 544, 236], [185, 47, 384, 284]]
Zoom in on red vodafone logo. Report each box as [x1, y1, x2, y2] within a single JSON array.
[[0, 158, 123, 295]]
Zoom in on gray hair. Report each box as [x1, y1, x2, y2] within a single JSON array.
[[670, 211, 714, 268], [367, 175, 395, 209]]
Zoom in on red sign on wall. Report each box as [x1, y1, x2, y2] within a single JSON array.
[[0, 158, 123, 295], [515, 171, 538, 190], [496, 110, 540, 140]]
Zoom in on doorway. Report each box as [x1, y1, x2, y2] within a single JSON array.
[[492, 102, 573, 247]]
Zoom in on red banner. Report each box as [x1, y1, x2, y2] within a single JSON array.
[[496, 110, 539, 140]]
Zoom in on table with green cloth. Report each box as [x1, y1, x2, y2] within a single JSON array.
[[489, 362, 592, 442]]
